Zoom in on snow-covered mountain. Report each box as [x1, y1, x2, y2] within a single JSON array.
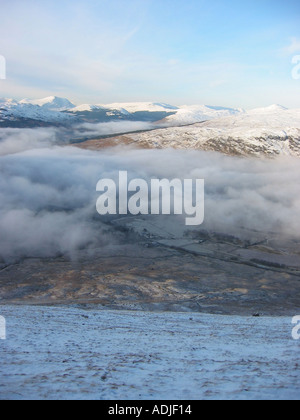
[[19, 96, 76, 111], [92, 105, 300, 157], [101, 102, 179, 113], [0, 96, 243, 127], [64, 101, 243, 124], [163, 104, 244, 125], [1, 96, 299, 157], [0, 96, 76, 125], [0, 97, 179, 126]]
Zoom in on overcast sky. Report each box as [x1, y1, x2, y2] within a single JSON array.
[[0, 0, 300, 108]]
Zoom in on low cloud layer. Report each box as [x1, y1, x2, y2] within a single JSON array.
[[0, 128, 300, 263], [73, 121, 158, 139], [0, 122, 158, 157], [0, 127, 59, 156]]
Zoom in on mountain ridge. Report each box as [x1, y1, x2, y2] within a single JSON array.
[[1, 96, 300, 157], [77, 105, 300, 157], [0, 95, 254, 126]]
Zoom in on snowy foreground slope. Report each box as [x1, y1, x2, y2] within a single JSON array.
[[0, 305, 299, 400]]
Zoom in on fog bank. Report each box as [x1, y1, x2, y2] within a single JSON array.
[[0, 129, 300, 263]]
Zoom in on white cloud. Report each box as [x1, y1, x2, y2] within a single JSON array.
[[0, 127, 58, 156], [283, 37, 300, 55]]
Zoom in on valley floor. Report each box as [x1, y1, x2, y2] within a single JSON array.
[[1, 216, 300, 316]]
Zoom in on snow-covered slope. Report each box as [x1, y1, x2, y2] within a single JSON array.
[[1, 96, 299, 157], [0, 96, 76, 124], [163, 104, 244, 125], [68, 102, 179, 114], [0, 97, 182, 126], [0, 97, 243, 126], [69, 104, 105, 113], [19, 96, 75, 111], [248, 104, 288, 115], [112, 106, 300, 157], [101, 102, 179, 113], [1, 305, 299, 400]]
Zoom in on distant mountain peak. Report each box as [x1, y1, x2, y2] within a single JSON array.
[[267, 104, 288, 111], [20, 96, 76, 110], [249, 104, 288, 114]]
